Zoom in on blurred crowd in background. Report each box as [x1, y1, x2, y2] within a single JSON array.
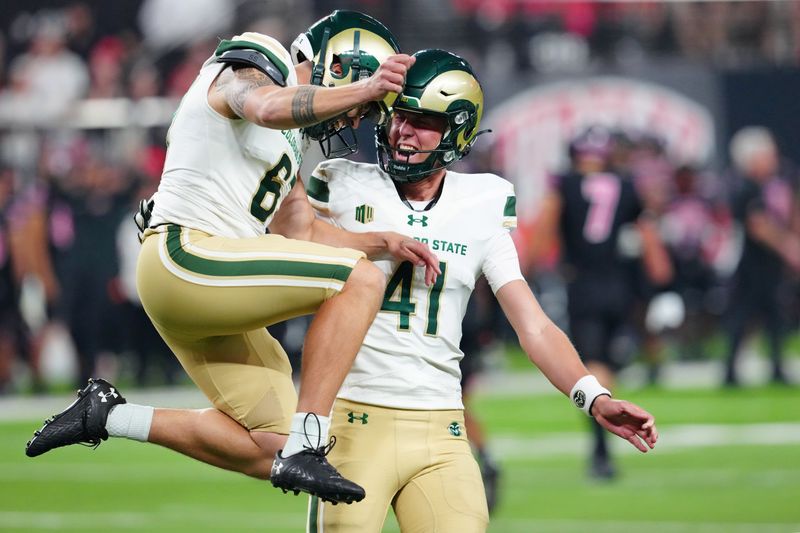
[[1, 0, 800, 394]]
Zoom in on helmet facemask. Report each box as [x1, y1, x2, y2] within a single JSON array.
[[291, 11, 400, 158], [376, 111, 463, 184]]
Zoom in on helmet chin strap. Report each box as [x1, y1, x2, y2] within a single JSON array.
[[351, 30, 361, 82], [311, 27, 331, 86]]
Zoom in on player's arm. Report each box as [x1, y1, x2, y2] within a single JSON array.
[[745, 203, 800, 272], [495, 281, 658, 452], [636, 214, 673, 286], [527, 189, 562, 270], [208, 54, 414, 129], [495, 280, 588, 396], [269, 178, 440, 284]]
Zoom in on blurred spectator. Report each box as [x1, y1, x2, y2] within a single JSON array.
[[138, 0, 233, 51], [164, 38, 217, 98], [723, 126, 800, 386], [87, 36, 127, 99], [0, 166, 27, 393], [45, 140, 133, 386], [114, 146, 180, 387], [660, 165, 722, 361], [63, 2, 98, 58], [0, 18, 89, 125], [126, 58, 161, 100]]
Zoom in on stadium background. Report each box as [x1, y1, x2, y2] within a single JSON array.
[[1, 1, 799, 531]]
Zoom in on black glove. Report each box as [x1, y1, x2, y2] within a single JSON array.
[[134, 197, 155, 243]]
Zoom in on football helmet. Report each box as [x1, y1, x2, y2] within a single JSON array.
[[291, 10, 400, 157], [568, 125, 613, 161], [376, 49, 485, 183]]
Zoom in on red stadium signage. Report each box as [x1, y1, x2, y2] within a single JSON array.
[[486, 76, 715, 220]]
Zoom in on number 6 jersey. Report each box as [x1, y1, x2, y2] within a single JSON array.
[[308, 159, 523, 409], [150, 35, 306, 239]]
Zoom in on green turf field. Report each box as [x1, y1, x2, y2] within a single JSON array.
[[1, 382, 799, 532]]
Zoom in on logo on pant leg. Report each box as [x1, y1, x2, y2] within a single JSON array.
[[448, 421, 462, 436], [347, 411, 368, 424]]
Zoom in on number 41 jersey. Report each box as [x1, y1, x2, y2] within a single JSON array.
[[308, 159, 522, 410]]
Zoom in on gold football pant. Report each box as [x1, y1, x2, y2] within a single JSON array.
[[307, 399, 489, 533], [137, 225, 365, 434]]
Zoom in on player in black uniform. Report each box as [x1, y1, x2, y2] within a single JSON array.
[[724, 127, 800, 386], [0, 167, 30, 393], [532, 126, 672, 479]]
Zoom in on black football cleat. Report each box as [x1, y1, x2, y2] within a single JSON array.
[[588, 454, 617, 481], [25, 378, 126, 457], [270, 436, 365, 505]]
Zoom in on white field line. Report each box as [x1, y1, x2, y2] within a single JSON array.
[[492, 422, 800, 459], [0, 510, 303, 530], [0, 511, 796, 533], [485, 518, 800, 533]]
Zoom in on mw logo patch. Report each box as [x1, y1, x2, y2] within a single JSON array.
[[355, 204, 374, 224]]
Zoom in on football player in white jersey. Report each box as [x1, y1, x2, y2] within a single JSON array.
[[25, 11, 441, 506], [300, 49, 659, 532]]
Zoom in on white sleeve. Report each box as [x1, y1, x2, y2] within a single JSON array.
[[482, 230, 524, 294]]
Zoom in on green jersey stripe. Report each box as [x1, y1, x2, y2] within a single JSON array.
[[166, 226, 351, 283], [306, 176, 330, 203], [504, 196, 516, 217]]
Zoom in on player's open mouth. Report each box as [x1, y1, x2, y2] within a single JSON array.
[[397, 144, 417, 155]]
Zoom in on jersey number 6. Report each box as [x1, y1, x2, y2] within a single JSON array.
[[250, 153, 294, 223]]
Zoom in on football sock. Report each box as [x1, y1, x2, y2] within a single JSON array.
[[282, 412, 330, 457], [105, 403, 154, 442], [591, 418, 608, 458]]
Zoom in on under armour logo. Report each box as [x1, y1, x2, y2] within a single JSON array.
[[274, 461, 283, 475], [97, 389, 118, 403], [407, 214, 428, 227], [347, 412, 368, 424]]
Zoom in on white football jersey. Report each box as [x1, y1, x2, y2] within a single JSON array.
[[150, 38, 306, 238], [308, 159, 522, 409]]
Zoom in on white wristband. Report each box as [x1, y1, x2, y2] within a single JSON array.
[[570, 375, 611, 416]]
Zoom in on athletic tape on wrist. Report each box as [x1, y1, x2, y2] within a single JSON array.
[[570, 375, 611, 416]]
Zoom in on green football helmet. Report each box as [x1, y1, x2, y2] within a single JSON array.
[[290, 10, 400, 157], [376, 48, 485, 183]]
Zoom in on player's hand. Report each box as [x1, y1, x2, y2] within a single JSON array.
[[134, 197, 155, 243], [591, 396, 658, 453], [781, 235, 800, 274], [384, 232, 440, 286], [364, 54, 415, 103]]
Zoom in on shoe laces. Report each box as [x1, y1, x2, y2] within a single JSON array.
[[300, 412, 337, 459]]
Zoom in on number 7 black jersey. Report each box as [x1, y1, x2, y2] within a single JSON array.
[[557, 171, 643, 277], [308, 159, 522, 409]]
